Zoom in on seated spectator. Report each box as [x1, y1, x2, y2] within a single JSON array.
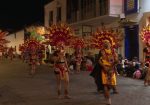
[[133, 69, 141, 79]]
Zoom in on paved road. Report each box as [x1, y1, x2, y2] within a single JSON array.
[[0, 59, 150, 105]]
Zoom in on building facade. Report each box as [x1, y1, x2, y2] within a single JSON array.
[[5, 30, 24, 54], [44, 0, 150, 61]]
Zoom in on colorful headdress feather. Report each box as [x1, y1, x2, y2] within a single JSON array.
[[46, 23, 73, 46], [90, 28, 123, 49], [140, 24, 150, 46]]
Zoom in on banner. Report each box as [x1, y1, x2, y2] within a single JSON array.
[[124, 0, 138, 15]]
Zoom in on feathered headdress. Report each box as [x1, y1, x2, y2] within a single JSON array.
[[24, 39, 40, 51], [46, 23, 73, 47], [0, 30, 10, 51], [70, 36, 85, 49], [140, 24, 150, 47], [90, 28, 123, 49]]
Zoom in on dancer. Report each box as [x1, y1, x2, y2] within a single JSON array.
[[53, 43, 71, 99], [46, 23, 73, 99], [99, 41, 118, 105], [90, 27, 122, 105], [24, 39, 41, 77], [29, 46, 37, 76], [74, 45, 83, 73], [71, 37, 84, 73]]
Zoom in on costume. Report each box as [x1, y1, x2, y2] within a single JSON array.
[[140, 24, 150, 63], [90, 27, 123, 104], [140, 24, 150, 86], [71, 37, 84, 72], [143, 47, 150, 63], [46, 23, 73, 80], [100, 48, 117, 85], [0, 30, 10, 59], [90, 28, 121, 86], [46, 23, 73, 98]]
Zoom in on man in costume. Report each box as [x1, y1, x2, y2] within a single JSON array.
[[99, 40, 118, 105], [90, 27, 122, 105]]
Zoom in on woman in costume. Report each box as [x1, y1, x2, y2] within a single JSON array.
[[74, 45, 83, 73], [46, 23, 73, 99], [71, 37, 84, 73], [24, 39, 40, 76], [141, 25, 150, 63], [53, 43, 70, 99], [29, 45, 37, 76]]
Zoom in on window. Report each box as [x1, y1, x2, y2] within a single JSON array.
[[49, 11, 53, 26], [99, 0, 108, 16], [81, 0, 96, 20], [57, 7, 61, 22], [66, 0, 78, 23]]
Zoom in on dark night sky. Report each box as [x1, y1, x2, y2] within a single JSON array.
[[0, 0, 52, 32]]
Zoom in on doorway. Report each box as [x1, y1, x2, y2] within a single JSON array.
[[124, 25, 139, 61]]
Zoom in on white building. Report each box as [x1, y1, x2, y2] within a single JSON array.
[[5, 30, 24, 54], [44, 0, 150, 61]]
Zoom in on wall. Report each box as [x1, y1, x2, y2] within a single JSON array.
[[44, 0, 67, 27], [109, 0, 123, 17], [5, 30, 24, 54], [140, 0, 150, 13]]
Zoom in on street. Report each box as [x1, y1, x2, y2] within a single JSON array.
[[0, 59, 150, 105]]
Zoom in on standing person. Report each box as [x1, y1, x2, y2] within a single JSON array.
[[46, 46, 50, 60], [90, 50, 104, 93], [29, 45, 37, 76], [53, 43, 71, 99], [8, 46, 14, 61], [46, 23, 74, 99], [29, 51, 37, 76], [74, 46, 83, 73], [0, 51, 2, 60], [99, 41, 118, 105]]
